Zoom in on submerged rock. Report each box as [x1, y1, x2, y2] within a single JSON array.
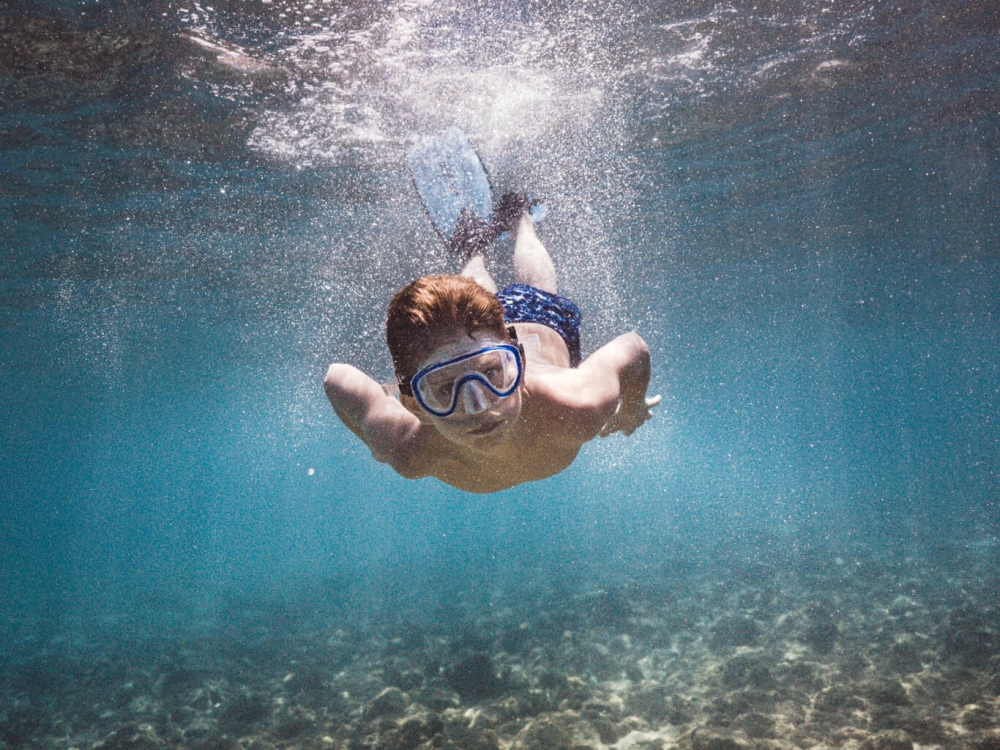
[[971, 736, 1000, 750], [414, 680, 461, 711], [961, 703, 997, 730], [813, 685, 866, 714], [860, 729, 914, 750], [803, 620, 839, 654], [439, 725, 501, 750], [624, 684, 671, 723], [710, 616, 761, 649], [590, 717, 627, 745], [272, 714, 316, 740], [864, 679, 911, 707], [711, 689, 775, 720], [889, 712, 945, 744], [447, 653, 502, 701], [499, 626, 533, 654], [378, 709, 443, 750], [732, 711, 776, 738], [158, 664, 205, 698], [501, 688, 552, 718], [93, 723, 165, 750], [589, 588, 634, 628], [513, 718, 574, 750], [364, 687, 409, 720], [720, 654, 774, 689], [282, 667, 336, 709], [0, 707, 43, 747], [217, 694, 268, 735], [943, 608, 999, 667], [885, 639, 923, 674], [680, 729, 749, 750]]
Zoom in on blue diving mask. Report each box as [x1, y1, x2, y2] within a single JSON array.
[[400, 342, 524, 418]]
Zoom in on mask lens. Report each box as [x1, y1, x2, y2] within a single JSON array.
[[467, 349, 514, 389], [412, 345, 522, 417]]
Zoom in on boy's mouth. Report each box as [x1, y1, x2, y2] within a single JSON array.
[[467, 418, 504, 436]]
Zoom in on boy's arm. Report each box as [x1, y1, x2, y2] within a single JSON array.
[[574, 332, 661, 438], [323, 363, 426, 475]]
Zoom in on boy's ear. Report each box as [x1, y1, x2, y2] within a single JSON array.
[[400, 394, 434, 424]]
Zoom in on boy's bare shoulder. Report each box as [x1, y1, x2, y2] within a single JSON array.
[[520, 363, 618, 443], [364, 407, 443, 478]]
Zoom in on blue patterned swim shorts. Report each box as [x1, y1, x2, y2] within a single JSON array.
[[496, 283, 582, 367]]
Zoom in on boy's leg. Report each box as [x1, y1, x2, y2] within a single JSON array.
[[512, 212, 558, 294], [460, 255, 498, 294], [450, 208, 498, 292], [455, 194, 558, 294]]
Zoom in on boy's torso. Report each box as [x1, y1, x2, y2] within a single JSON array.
[[406, 323, 589, 493], [413, 391, 586, 493]]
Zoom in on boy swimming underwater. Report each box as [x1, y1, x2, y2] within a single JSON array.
[[324, 193, 660, 494]]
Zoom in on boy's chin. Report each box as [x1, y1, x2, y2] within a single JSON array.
[[443, 420, 513, 452]]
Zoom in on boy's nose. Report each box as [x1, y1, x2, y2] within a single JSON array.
[[459, 381, 492, 415]]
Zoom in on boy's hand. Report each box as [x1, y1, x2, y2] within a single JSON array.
[[599, 394, 662, 437]]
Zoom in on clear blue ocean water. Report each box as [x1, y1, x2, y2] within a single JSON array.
[[1, 1, 998, 747]]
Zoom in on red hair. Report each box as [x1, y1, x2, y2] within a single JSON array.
[[386, 275, 507, 378]]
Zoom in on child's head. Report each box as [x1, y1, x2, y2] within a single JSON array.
[[387, 275, 522, 450], [387, 274, 508, 380]]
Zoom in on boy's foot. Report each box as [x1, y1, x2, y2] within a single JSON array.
[[449, 193, 541, 261], [448, 207, 495, 262], [491, 192, 532, 234]]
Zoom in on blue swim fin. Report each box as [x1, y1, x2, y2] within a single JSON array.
[[408, 127, 493, 244], [408, 127, 547, 255]]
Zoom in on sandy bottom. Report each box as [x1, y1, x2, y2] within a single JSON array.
[[2, 531, 999, 750]]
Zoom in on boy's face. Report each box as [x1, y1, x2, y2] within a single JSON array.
[[402, 328, 523, 453]]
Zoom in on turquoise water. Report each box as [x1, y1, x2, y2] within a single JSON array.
[[1, 0, 999, 746]]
